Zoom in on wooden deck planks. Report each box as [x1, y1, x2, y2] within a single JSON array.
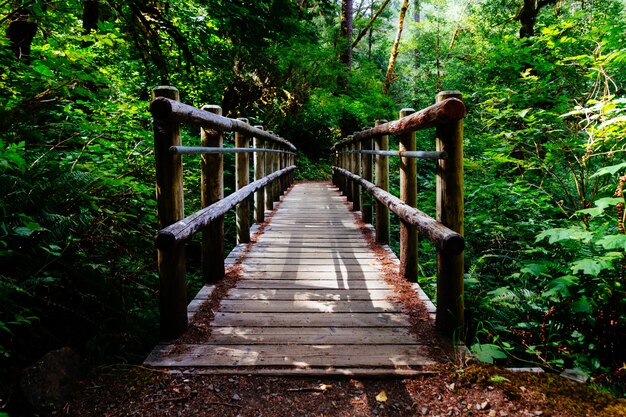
[[145, 182, 437, 375]]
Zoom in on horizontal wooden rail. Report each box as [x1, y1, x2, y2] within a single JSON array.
[[340, 97, 465, 144], [169, 146, 296, 156], [337, 149, 447, 159], [333, 167, 463, 255], [150, 96, 297, 151], [156, 165, 296, 250]]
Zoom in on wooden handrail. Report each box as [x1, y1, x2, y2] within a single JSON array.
[[331, 90, 465, 339], [150, 96, 296, 151], [333, 167, 464, 254], [152, 86, 297, 340], [338, 97, 465, 144], [156, 165, 296, 250]]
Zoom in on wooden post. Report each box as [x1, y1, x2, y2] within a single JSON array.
[[253, 126, 265, 223], [362, 134, 373, 225], [280, 146, 287, 194], [235, 118, 250, 244], [352, 139, 361, 212], [201, 105, 224, 283], [338, 145, 345, 195], [265, 141, 274, 212], [345, 136, 354, 203], [375, 120, 390, 244], [435, 90, 465, 338], [399, 108, 418, 280], [153, 86, 187, 340], [272, 140, 280, 204], [332, 147, 338, 188]]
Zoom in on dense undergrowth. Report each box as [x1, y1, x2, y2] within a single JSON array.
[[1, 0, 625, 412]]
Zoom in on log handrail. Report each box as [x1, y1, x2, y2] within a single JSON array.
[[151, 86, 296, 340], [333, 167, 464, 255], [150, 96, 296, 151], [156, 165, 296, 250], [331, 90, 465, 338]]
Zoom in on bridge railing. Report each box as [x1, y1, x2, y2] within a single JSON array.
[[331, 90, 465, 338], [150, 86, 297, 340]]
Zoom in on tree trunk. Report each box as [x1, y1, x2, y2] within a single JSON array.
[[7, 9, 37, 63], [339, 0, 353, 89], [352, 0, 391, 49], [413, 0, 420, 68], [82, 0, 99, 33], [383, 0, 409, 95], [517, 0, 557, 38]]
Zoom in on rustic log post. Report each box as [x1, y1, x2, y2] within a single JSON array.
[[265, 142, 274, 212], [280, 146, 287, 194], [235, 118, 250, 244], [201, 105, 225, 283], [345, 136, 354, 203], [362, 134, 373, 225], [435, 90, 465, 338], [272, 140, 280, 204], [253, 126, 265, 223], [153, 86, 187, 340], [332, 147, 338, 188], [352, 139, 361, 212], [338, 144, 346, 195], [399, 108, 418, 280], [375, 120, 390, 244]]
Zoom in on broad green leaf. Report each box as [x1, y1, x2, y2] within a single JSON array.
[[536, 227, 593, 244], [590, 162, 626, 178], [521, 263, 548, 277], [471, 343, 508, 364], [571, 257, 615, 276], [542, 275, 578, 299], [33, 64, 54, 77], [571, 297, 592, 314], [576, 198, 623, 217], [595, 235, 626, 250]]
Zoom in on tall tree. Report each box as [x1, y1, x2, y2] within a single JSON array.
[[383, 0, 409, 95], [351, 0, 391, 49], [339, 0, 353, 88], [6, 7, 37, 63], [82, 0, 99, 33], [516, 0, 557, 38]]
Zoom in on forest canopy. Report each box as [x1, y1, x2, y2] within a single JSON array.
[[1, 0, 625, 405]]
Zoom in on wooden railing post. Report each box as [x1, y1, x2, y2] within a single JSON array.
[[352, 139, 361, 212], [339, 144, 346, 195], [399, 108, 418, 280], [235, 118, 250, 244], [201, 105, 225, 283], [153, 86, 187, 340], [253, 126, 265, 223], [375, 120, 390, 244], [362, 134, 373, 225], [271, 139, 280, 204], [435, 90, 465, 338], [265, 142, 274, 212], [345, 136, 354, 203], [280, 145, 287, 194]]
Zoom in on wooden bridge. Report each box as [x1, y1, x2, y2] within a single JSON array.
[[144, 86, 466, 375]]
